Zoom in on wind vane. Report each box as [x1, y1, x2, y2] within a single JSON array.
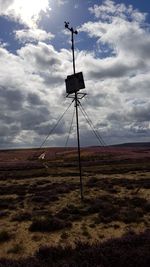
[[64, 21, 86, 201]]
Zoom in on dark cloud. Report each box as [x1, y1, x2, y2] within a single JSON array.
[[1, 0, 150, 148], [97, 122, 108, 128], [0, 86, 25, 111], [107, 112, 126, 122], [18, 43, 62, 70], [34, 120, 66, 136], [85, 92, 108, 107], [118, 75, 150, 95], [89, 62, 133, 79], [0, 123, 21, 147], [35, 53, 60, 69], [130, 124, 149, 134], [41, 73, 63, 86], [20, 106, 50, 131], [129, 104, 150, 122], [27, 93, 45, 106], [0, 42, 72, 148]]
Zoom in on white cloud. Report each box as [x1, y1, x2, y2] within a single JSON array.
[[56, 0, 68, 6], [0, 42, 75, 148], [80, 0, 150, 79], [89, 0, 146, 23], [0, 0, 50, 28], [1, 0, 150, 147], [15, 28, 54, 43], [78, 0, 150, 144]]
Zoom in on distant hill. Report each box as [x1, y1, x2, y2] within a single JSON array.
[[112, 142, 150, 148]]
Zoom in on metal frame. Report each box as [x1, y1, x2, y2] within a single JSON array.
[[65, 21, 86, 201]]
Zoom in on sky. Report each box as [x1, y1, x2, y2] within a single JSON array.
[[0, 0, 150, 149]]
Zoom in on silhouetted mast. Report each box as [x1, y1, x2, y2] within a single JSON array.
[[65, 22, 86, 201]]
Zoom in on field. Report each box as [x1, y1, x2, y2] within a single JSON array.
[[0, 146, 149, 266]]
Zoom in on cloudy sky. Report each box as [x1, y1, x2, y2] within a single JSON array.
[[0, 0, 150, 149]]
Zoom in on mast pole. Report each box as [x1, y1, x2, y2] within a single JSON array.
[[65, 22, 83, 201]]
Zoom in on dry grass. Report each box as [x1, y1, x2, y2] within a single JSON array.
[[0, 149, 150, 260]]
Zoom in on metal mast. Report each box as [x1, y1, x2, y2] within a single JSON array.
[[65, 22, 83, 201]]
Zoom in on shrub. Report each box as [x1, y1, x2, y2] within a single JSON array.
[[0, 211, 9, 218], [29, 216, 72, 232], [131, 197, 147, 208], [0, 198, 16, 209], [87, 177, 99, 186], [60, 232, 69, 240], [57, 204, 82, 221], [120, 208, 143, 224], [35, 230, 150, 267], [144, 202, 150, 212], [0, 230, 11, 243], [7, 243, 23, 254], [82, 229, 91, 239], [0, 230, 149, 266], [36, 245, 72, 264], [11, 211, 32, 222]]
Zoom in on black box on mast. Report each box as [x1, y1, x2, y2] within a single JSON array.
[[65, 72, 85, 95]]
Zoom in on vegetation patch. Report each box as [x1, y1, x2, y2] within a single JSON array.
[[56, 193, 149, 225], [7, 243, 24, 254], [0, 230, 11, 243], [11, 211, 32, 222], [0, 198, 17, 210], [86, 176, 150, 191], [0, 211, 9, 218], [0, 148, 149, 260], [0, 230, 149, 266], [29, 216, 72, 232], [57, 204, 83, 221]]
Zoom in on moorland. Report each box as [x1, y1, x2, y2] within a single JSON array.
[[0, 144, 149, 266]]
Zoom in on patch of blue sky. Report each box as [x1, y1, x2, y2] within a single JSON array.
[[0, 17, 25, 53]]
